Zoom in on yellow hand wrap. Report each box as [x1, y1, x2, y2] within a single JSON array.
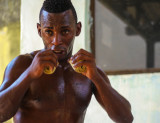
[[69, 60, 87, 73], [44, 62, 59, 74]]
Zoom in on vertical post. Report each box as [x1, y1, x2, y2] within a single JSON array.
[[146, 41, 155, 68], [90, 0, 95, 57]]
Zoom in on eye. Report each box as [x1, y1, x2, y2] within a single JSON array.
[[62, 29, 70, 35], [45, 30, 53, 35]]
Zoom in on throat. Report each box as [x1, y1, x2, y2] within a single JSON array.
[[58, 60, 70, 70]]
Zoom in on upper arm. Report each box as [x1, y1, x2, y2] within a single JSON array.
[[0, 54, 32, 92]]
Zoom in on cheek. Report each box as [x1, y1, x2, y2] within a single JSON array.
[[41, 34, 51, 46], [66, 37, 75, 52], [65, 35, 75, 46]]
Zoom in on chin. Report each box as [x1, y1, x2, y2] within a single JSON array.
[[56, 51, 71, 62], [57, 55, 68, 62]]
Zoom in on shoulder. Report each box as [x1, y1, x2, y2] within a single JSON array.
[[30, 50, 40, 58], [7, 50, 40, 68], [6, 50, 41, 75], [0, 53, 34, 91], [7, 53, 33, 70], [4, 50, 41, 77], [3, 53, 35, 81]]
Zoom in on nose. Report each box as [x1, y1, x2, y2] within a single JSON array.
[[51, 32, 62, 46]]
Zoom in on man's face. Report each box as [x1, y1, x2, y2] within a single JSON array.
[[37, 9, 81, 61]]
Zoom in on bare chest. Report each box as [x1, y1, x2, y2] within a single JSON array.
[[21, 68, 93, 112]]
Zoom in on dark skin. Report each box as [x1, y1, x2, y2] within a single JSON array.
[[0, 9, 133, 123]]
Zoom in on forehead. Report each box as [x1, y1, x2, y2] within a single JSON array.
[[40, 10, 75, 27]]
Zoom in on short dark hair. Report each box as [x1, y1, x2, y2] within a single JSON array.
[[39, 0, 78, 23]]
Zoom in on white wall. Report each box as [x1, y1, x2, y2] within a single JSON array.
[[21, 0, 43, 53], [20, 0, 86, 54]]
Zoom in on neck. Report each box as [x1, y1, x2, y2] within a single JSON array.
[[58, 51, 72, 68]]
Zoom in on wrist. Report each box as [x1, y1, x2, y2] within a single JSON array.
[[89, 71, 101, 82]]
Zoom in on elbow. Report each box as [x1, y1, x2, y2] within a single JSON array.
[[109, 109, 134, 123], [130, 113, 134, 123], [0, 111, 14, 122], [129, 113, 134, 123], [0, 104, 15, 122], [117, 112, 134, 123], [121, 113, 134, 123], [0, 112, 9, 123], [119, 101, 134, 123]]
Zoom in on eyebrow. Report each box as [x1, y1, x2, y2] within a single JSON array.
[[44, 25, 70, 29], [44, 27, 53, 29], [61, 26, 70, 28]]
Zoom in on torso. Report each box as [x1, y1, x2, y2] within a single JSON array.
[[13, 53, 93, 123]]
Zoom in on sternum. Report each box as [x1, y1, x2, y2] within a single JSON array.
[[62, 71, 68, 121]]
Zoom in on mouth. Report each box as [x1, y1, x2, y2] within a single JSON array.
[[53, 50, 65, 55]]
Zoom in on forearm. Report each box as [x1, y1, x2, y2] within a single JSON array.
[[0, 68, 32, 122], [91, 73, 133, 123]]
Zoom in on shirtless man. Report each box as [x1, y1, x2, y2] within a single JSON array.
[[0, 0, 133, 123]]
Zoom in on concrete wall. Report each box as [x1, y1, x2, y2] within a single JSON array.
[[85, 73, 160, 123], [95, 0, 160, 71]]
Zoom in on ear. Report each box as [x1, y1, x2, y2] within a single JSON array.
[[37, 23, 42, 37], [76, 22, 82, 36]]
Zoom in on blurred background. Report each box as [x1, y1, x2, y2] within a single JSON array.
[[0, 0, 20, 83], [0, 0, 20, 122], [0, 0, 160, 123]]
